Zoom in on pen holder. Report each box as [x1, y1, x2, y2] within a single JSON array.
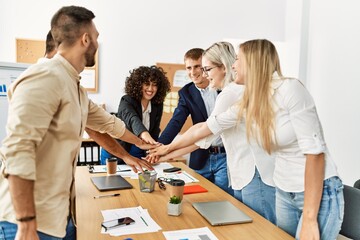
[[138, 171, 157, 193]]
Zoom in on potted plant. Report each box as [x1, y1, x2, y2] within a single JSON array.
[[167, 195, 182, 216]]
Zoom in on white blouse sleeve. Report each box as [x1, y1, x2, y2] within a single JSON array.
[[210, 84, 244, 116], [196, 105, 240, 149], [195, 134, 217, 149], [207, 104, 240, 135], [197, 84, 244, 149], [283, 79, 326, 154]]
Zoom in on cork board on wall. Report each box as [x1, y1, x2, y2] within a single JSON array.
[[16, 38, 99, 93], [16, 38, 45, 64], [156, 62, 192, 134]]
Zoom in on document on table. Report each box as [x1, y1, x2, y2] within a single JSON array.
[[163, 227, 218, 240], [89, 165, 132, 173], [90, 162, 198, 182], [123, 162, 178, 179], [157, 171, 199, 183], [101, 206, 161, 236]]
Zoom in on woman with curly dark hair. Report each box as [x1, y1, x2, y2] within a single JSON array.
[[100, 65, 171, 164]]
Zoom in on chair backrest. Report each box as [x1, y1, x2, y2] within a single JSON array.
[[354, 179, 360, 189], [340, 185, 360, 240]]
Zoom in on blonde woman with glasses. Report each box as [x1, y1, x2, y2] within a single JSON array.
[[179, 42, 240, 196], [186, 42, 241, 196], [148, 41, 276, 224]]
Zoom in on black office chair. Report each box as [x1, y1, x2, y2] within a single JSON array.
[[354, 179, 360, 189], [339, 185, 360, 240]]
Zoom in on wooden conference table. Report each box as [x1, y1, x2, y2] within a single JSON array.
[[75, 163, 293, 240]]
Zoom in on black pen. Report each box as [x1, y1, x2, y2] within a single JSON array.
[[140, 216, 148, 226], [94, 193, 120, 199]]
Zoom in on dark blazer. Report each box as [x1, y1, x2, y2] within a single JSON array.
[[116, 95, 163, 153], [158, 82, 212, 170]]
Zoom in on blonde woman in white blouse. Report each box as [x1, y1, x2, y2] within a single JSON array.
[[224, 39, 343, 239]]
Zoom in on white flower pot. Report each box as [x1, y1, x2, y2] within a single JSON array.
[[167, 202, 182, 216]]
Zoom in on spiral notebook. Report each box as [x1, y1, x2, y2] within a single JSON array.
[[183, 185, 208, 194]]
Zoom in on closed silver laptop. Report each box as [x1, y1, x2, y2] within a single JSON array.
[[192, 201, 252, 226], [91, 175, 133, 191]]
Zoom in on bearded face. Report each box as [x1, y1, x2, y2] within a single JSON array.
[[85, 37, 97, 67], [84, 22, 99, 67]]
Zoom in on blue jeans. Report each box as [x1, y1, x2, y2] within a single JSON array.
[[195, 153, 233, 196], [233, 168, 276, 224], [0, 217, 76, 240], [100, 145, 144, 165], [276, 176, 344, 239], [233, 189, 243, 202]]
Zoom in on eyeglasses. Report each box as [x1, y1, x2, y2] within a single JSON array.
[[201, 66, 218, 77], [156, 177, 173, 190]]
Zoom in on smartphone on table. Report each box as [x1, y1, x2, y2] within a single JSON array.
[[101, 217, 135, 231], [163, 167, 181, 173]]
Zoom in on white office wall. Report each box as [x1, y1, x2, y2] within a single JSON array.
[[0, 0, 288, 112], [4, 0, 358, 186], [306, 0, 360, 185]]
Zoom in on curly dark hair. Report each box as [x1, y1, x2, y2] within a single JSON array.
[[125, 66, 171, 104]]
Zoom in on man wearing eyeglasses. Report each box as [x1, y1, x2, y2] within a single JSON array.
[[158, 48, 233, 195]]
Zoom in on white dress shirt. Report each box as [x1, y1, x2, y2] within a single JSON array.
[[198, 86, 217, 117], [271, 75, 339, 192], [195, 85, 222, 147], [203, 74, 339, 192], [142, 101, 151, 130], [195, 82, 275, 190]]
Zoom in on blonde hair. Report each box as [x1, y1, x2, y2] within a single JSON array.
[[203, 42, 236, 89], [238, 39, 283, 154]]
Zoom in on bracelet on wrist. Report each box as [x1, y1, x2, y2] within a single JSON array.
[[16, 215, 36, 222]]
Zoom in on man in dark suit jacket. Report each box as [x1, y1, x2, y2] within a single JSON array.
[[158, 48, 233, 195]]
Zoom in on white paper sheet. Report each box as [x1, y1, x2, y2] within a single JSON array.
[[157, 171, 199, 183], [163, 227, 218, 240], [101, 206, 161, 236], [90, 163, 198, 183]]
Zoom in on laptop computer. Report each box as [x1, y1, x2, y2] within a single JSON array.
[[91, 175, 133, 191], [192, 201, 252, 226]]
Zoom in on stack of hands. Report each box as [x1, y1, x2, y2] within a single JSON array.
[[137, 131, 172, 164], [136, 140, 171, 164]]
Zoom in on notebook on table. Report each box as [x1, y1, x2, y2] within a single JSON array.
[[183, 185, 208, 194], [91, 175, 133, 191], [192, 201, 252, 226]]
